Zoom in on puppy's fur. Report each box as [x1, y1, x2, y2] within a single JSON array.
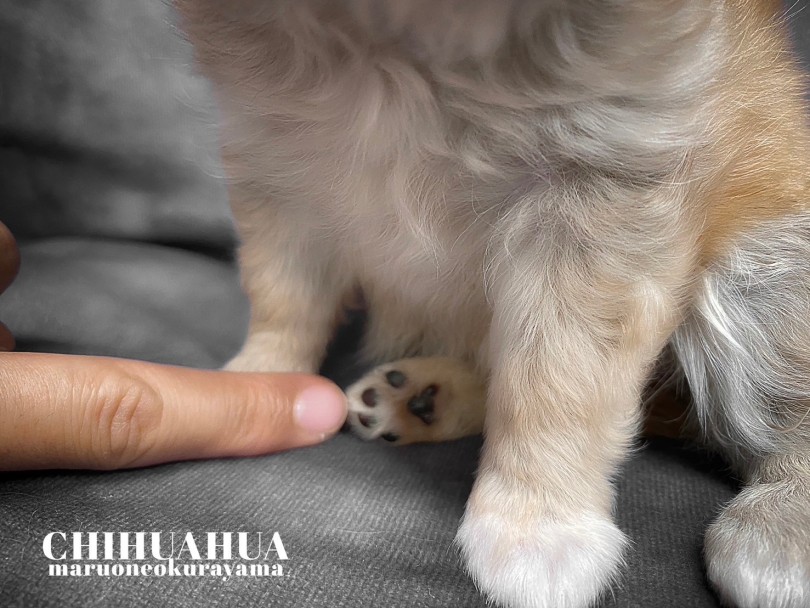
[[175, 1, 810, 606]]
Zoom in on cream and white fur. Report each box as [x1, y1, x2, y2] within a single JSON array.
[[175, 1, 810, 607]]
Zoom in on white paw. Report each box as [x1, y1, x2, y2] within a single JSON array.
[[705, 484, 810, 608], [456, 510, 627, 608]]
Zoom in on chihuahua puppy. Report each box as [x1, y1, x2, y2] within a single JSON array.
[[175, 1, 810, 606]]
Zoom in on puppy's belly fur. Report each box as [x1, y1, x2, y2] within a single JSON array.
[[176, 1, 810, 607]]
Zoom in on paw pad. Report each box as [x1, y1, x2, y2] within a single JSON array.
[[361, 388, 377, 407], [385, 370, 407, 388], [347, 370, 441, 441], [407, 384, 439, 425], [357, 414, 375, 428], [346, 357, 485, 445]]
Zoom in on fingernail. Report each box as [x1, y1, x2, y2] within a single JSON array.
[[294, 384, 347, 436]]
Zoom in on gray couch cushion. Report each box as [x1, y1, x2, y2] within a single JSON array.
[[0, 436, 735, 608], [0, 0, 231, 248]]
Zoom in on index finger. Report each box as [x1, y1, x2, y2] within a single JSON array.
[[0, 353, 347, 471]]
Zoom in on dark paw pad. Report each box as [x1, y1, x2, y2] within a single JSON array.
[[407, 384, 439, 425], [358, 414, 375, 428], [361, 388, 378, 407], [385, 370, 407, 388], [381, 433, 400, 443]]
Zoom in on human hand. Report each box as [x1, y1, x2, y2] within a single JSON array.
[[0, 222, 347, 471]]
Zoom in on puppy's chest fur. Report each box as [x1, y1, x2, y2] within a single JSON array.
[[222, 37, 543, 262], [209, 1, 718, 316], [182, 0, 810, 370]]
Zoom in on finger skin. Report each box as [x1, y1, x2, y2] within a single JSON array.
[[0, 353, 347, 471]]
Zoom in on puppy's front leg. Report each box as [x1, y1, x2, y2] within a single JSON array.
[[457, 193, 689, 608], [225, 181, 350, 374]]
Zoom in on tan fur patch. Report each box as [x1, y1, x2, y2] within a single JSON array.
[[699, 0, 810, 263]]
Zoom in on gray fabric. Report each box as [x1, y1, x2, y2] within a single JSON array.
[[0, 437, 735, 608], [0, 1, 806, 607], [1, 238, 248, 367], [0, 0, 245, 367], [0, 0, 231, 248]]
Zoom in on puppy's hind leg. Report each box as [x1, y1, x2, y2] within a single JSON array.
[[672, 213, 810, 608]]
